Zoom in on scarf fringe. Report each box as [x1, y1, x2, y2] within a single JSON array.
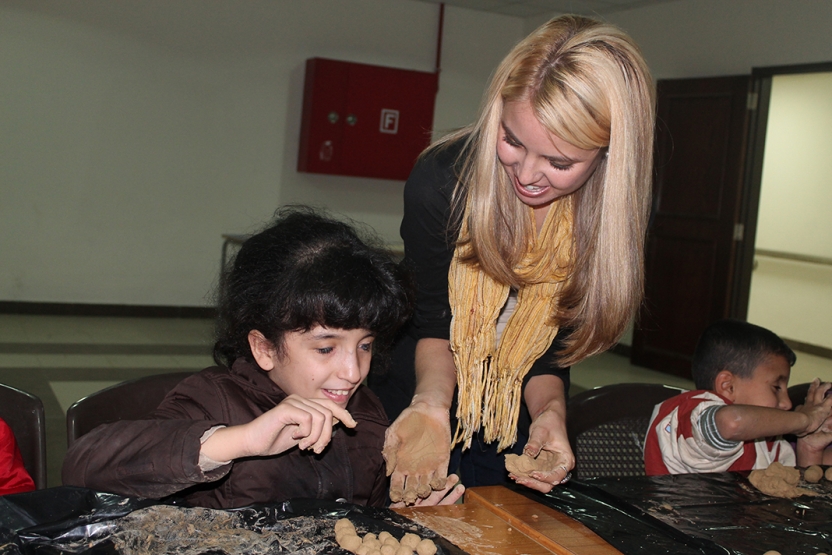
[[449, 196, 573, 451]]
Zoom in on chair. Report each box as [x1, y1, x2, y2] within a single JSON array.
[[787, 382, 811, 409], [0, 383, 47, 489], [567, 382, 686, 480], [66, 372, 193, 447]]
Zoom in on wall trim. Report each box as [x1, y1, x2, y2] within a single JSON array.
[[783, 338, 832, 361], [0, 301, 215, 319]]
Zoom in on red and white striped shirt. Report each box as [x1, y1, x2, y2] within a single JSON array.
[[644, 390, 795, 476]]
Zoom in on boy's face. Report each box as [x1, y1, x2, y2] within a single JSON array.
[[731, 355, 792, 410], [264, 326, 374, 407]]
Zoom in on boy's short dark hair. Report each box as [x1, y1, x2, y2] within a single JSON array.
[[212, 206, 413, 367], [691, 319, 796, 390]]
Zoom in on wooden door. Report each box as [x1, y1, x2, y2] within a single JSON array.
[[631, 76, 752, 378]]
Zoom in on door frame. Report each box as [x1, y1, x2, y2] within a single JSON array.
[[730, 61, 832, 319]]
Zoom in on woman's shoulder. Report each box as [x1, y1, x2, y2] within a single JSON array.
[[407, 135, 469, 192]]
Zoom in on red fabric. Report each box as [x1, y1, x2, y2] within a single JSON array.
[[0, 418, 35, 495], [644, 390, 791, 476]]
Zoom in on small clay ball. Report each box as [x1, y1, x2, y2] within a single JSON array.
[[338, 535, 362, 553], [337, 530, 358, 544], [400, 533, 421, 549], [335, 518, 355, 533], [377, 532, 393, 543], [395, 545, 413, 555], [805, 465, 823, 483], [364, 533, 378, 542], [363, 539, 382, 551], [356, 543, 371, 555], [380, 544, 397, 555], [415, 538, 437, 555], [383, 536, 400, 547], [762, 551, 781, 555], [825, 467, 832, 482]]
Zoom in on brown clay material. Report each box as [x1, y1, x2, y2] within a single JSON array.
[[415, 538, 437, 555], [804, 465, 823, 483], [748, 462, 817, 498], [504, 451, 557, 479]]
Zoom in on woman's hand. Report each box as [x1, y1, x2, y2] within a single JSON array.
[[201, 395, 356, 462], [389, 474, 465, 508], [511, 374, 574, 493], [382, 402, 452, 505]]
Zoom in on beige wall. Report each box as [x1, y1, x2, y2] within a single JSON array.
[[0, 0, 523, 307], [748, 73, 832, 350], [528, 0, 832, 80], [5, 0, 832, 331]]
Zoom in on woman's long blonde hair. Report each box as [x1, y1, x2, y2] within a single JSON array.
[[435, 15, 655, 366]]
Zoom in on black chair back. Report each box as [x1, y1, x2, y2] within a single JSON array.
[[66, 372, 192, 447], [567, 382, 686, 480], [787, 382, 812, 409], [0, 383, 47, 489]]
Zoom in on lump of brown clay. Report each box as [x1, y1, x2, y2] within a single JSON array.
[[749, 462, 816, 498], [338, 535, 362, 553], [400, 533, 421, 549], [804, 465, 823, 483], [504, 451, 557, 479], [415, 538, 437, 555], [825, 467, 832, 482], [335, 518, 356, 534]]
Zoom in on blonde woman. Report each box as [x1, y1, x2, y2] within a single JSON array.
[[369, 15, 655, 503]]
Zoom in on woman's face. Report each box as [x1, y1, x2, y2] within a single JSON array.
[[497, 100, 603, 213]]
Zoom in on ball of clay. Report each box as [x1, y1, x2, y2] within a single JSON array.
[[335, 518, 355, 534], [383, 536, 400, 547], [338, 535, 362, 553], [337, 531, 357, 544], [825, 467, 832, 482], [377, 532, 393, 543], [364, 533, 378, 542], [805, 465, 823, 483], [400, 533, 421, 549], [363, 539, 382, 551], [380, 544, 397, 555], [356, 543, 371, 555], [762, 551, 781, 555], [415, 538, 437, 555], [395, 545, 413, 555]]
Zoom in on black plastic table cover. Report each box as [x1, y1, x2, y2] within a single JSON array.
[[0, 486, 466, 555], [524, 472, 832, 555]]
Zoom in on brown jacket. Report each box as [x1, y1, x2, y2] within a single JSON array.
[[62, 359, 389, 508]]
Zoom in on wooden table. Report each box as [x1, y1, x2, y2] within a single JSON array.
[[395, 486, 622, 555]]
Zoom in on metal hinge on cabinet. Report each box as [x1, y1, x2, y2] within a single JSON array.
[[747, 92, 758, 111], [733, 223, 745, 241]]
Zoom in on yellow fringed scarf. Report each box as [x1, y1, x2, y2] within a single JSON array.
[[449, 195, 573, 451]]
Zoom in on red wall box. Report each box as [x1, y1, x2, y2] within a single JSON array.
[[297, 58, 439, 181]]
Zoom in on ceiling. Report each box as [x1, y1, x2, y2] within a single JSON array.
[[416, 0, 682, 18]]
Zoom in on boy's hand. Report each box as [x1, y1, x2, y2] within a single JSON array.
[[202, 395, 356, 462], [794, 379, 832, 437]]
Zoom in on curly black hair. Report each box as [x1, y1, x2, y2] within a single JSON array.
[[213, 206, 413, 367]]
